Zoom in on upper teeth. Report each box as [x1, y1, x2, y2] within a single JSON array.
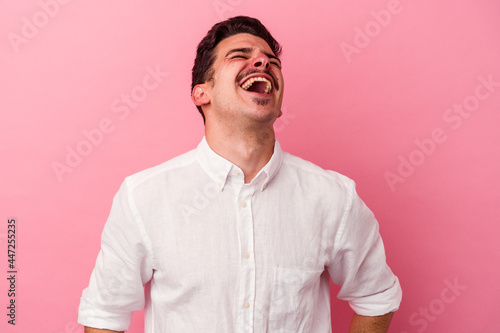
[[241, 77, 272, 94]]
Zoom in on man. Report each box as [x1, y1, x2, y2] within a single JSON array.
[[78, 16, 402, 332]]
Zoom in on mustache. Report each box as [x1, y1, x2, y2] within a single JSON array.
[[236, 69, 280, 91]]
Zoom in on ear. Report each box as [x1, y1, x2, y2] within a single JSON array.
[[192, 84, 210, 107]]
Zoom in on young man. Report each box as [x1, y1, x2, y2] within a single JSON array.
[[79, 16, 402, 332]]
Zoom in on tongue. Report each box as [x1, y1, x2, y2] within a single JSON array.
[[246, 81, 268, 94]]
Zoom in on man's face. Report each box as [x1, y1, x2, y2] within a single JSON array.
[[201, 33, 284, 126]]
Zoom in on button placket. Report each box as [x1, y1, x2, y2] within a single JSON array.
[[235, 183, 256, 331]]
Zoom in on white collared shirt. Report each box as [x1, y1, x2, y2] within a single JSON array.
[[78, 137, 402, 332]]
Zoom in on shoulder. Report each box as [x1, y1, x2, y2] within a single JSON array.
[[281, 151, 355, 193], [123, 148, 198, 189]]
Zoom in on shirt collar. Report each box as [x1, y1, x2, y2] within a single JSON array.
[[196, 136, 283, 192]]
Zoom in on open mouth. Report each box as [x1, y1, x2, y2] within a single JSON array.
[[240, 76, 273, 94]]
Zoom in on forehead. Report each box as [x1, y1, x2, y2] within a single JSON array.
[[215, 33, 275, 58]]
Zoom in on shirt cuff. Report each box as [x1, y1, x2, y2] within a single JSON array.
[[78, 296, 133, 331], [348, 276, 402, 316]]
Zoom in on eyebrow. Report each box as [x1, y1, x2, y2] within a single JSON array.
[[225, 47, 281, 64]]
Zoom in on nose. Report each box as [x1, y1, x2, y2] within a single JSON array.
[[252, 53, 270, 70]]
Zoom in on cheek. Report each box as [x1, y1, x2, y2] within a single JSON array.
[[217, 68, 241, 86], [274, 71, 284, 90], [271, 67, 283, 79]]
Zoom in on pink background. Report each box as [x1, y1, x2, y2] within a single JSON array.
[[2, 0, 499, 332]]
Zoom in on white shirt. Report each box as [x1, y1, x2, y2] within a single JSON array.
[[78, 137, 402, 332]]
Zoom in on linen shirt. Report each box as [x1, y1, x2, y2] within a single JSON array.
[[78, 137, 402, 332]]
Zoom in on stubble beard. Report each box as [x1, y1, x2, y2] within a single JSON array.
[[253, 97, 271, 106]]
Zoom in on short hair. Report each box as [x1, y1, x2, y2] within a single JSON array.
[[191, 16, 282, 122]]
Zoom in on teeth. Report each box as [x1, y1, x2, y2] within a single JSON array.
[[241, 77, 272, 94]]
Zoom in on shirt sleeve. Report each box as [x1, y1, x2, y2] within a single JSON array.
[[327, 180, 402, 316], [78, 179, 154, 331]]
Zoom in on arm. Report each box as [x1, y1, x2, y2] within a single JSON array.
[[349, 312, 394, 333], [78, 181, 154, 332], [84, 327, 124, 333], [327, 181, 402, 327]]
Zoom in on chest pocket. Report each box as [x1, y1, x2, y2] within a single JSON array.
[[268, 267, 324, 332]]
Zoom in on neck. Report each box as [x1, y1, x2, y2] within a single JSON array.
[[205, 119, 276, 183]]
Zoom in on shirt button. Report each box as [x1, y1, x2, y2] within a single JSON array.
[[243, 252, 250, 259], [243, 302, 250, 308], [240, 202, 247, 208], [218, 182, 223, 187], [234, 169, 240, 175]]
